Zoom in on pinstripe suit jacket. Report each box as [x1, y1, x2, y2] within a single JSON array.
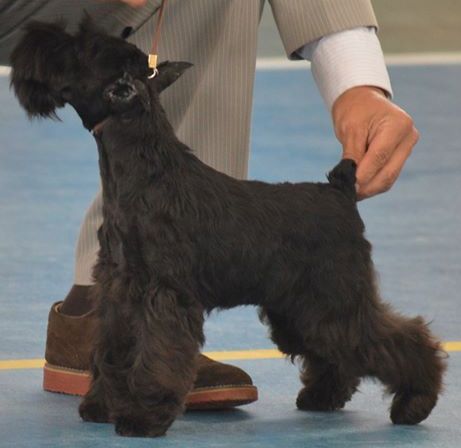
[[1, 0, 377, 61]]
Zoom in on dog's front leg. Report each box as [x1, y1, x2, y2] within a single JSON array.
[[111, 286, 204, 437], [78, 282, 111, 424]]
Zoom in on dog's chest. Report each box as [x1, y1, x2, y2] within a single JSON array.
[[99, 203, 144, 272]]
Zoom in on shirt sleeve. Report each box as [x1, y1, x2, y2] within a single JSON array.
[[297, 27, 393, 111]]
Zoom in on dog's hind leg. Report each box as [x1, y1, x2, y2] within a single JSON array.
[[353, 303, 446, 425], [290, 259, 445, 425], [296, 352, 360, 412], [276, 299, 443, 421], [301, 298, 445, 424], [260, 308, 360, 412], [273, 243, 444, 424]]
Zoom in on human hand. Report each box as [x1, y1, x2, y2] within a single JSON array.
[[332, 86, 419, 200]]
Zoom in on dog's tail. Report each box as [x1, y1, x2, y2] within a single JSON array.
[[327, 159, 357, 200]]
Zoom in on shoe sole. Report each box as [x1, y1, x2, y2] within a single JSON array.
[[43, 363, 258, 410]]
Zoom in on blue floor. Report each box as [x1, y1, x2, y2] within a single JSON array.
[[0, 64, 460, 447]]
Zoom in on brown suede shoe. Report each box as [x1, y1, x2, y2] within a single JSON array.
[[43, 301, 258, 409]]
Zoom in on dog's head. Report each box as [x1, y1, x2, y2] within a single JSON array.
[[10, 16, 191, 130]]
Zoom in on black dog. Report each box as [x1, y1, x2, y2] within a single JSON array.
[[10, 18, 446, 437]]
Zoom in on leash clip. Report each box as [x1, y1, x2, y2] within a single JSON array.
[[148, 67, 159, 79], [148, 54, 158, 79]]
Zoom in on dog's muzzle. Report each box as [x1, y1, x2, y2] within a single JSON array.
[[103, 77, 137, 103]]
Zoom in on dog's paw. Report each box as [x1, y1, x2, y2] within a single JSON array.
[[79, 399, 109, 423], [296, 386, 349, 412], [390, 392, 437, 425], [115, 415, 167, 438]]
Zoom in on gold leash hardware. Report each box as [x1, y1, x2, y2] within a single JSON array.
[[147, 0, 167, 79], [148, 54, 158, 79]]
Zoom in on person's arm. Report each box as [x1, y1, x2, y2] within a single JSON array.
[[298, 27, 392, 111], [299, 27, 418, 200], [95, 0, 147, 6], [270, 0, 418, 200], [118, 0, 147, 6], [332, 86, 418, 201]]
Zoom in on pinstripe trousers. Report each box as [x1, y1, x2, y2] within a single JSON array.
[[0, 0, 377, 285]]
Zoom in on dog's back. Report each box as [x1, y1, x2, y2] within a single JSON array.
[[170, 156, 364, 311]]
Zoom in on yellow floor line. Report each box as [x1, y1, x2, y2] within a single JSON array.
[[205, 349, 284, 361], [443, 341, 461, 351], [0, 359, 45, 370], [0, 342, 459, 371]]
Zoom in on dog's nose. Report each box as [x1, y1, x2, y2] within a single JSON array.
[[104, 78, 137, 103]]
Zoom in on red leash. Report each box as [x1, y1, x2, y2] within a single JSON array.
[[148, 0, 168, 78]]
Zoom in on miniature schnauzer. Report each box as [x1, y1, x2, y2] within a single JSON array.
[[10, 18, 446, 437]]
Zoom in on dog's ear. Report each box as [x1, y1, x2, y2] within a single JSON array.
[[10, 21, 77, 118], [152, 61, 193, 92]]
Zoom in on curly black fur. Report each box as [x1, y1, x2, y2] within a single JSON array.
[[10, 17, 446, 437]]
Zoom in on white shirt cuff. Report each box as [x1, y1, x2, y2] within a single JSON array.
[[298, 27, 393, 111]]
